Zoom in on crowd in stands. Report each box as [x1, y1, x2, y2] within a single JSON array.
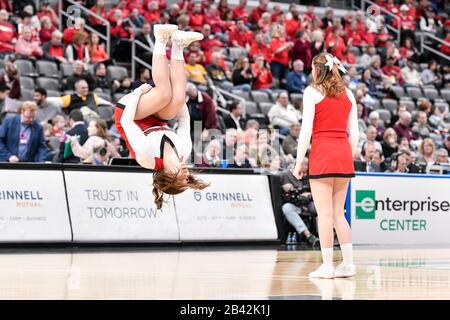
[[0, 0, 449, 174]]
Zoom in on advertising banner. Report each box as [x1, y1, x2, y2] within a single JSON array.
[[0, 169, 71, 242], [64, 171, 179, 242], [175, 174, 278, 241], [349, 173, 450, 244]]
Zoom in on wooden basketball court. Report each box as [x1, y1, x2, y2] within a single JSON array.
[[0, 245, 449, 299]]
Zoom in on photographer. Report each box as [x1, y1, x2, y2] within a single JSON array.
[[280, 158, 319, 247]]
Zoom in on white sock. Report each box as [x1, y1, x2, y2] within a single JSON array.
[[171, 41, 185, 61], [153, 39, 168, 56], [321, 247, 333, 267], [340, 243, 353, 266]]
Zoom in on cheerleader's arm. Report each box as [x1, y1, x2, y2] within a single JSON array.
[[346, 88, 359, 157], [294, 86, 315, 167], [174, 104, 192, 160]]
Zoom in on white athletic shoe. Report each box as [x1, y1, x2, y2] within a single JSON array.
[[171, 30, 204, 48], [309, 264, 335, 279], [154, 24, 179, 43], [334, 263, 356, 278]]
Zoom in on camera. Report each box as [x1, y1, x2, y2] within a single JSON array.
[[282, 188, 312, 208]]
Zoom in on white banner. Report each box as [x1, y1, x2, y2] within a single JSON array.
[[175, 174, 278, 241], [350, 174, 450, 244], [64, 171, 179, 242], [0, 170, 71, 242]]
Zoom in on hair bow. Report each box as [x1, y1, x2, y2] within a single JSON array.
[[325, 55, 347, 74]]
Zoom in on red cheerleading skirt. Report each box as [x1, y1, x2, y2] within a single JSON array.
[[308, 135, 355, 179], [114, 103, 167, 159]]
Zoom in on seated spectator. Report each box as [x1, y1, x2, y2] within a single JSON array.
[[268, 92, 300, 135], [285, 5, 303, 39], [66, 61, 95, 91], [286, 60, 307, 94], [37, 1, 59, 26], [387, 150, 411, 173], [289, 30, 312, 74], [251, 55, 273, 93], [367, 111, 385, 141], [249, 0, 268, 26], [417, 137, 436, 166], [135, 23, 154, 61], [382, 57, 403, 85], [399, 37, 420, 63], [15, 26, 43, 60], [115, 77, 133, 94], [199, 139, 222, 167], [66, 31, 90, 64], [0, 101, 47, 163], [361, 68, 384, 99], [167, 4, 181, 24], [143, 1, 161, 24], [357, 141, 381, 172], [110, 9, 134, 61], [132, 67, 154, 89], [0, 62, 21, 113], [435, 148, 449, 165], [50, 114, 66, 138], [39, 16, 56, 43], [227, 143, 253, 168], [200, 24, 224, 55], [373, 150, 388, 172], [58, 109, 88, 163], [63, 17, 88, 45], [186, 83, 217, 135], [229, 19, 253, 51], [390, 103, 408, 128], [188, 2, 204, 31], [185, 41, 206, 65], [176, 14, 190, 31], [43, 30, 67, 64], [17, 7, 39, 38], [204, 4, 229, 41], [34, 88, 61, 125], [381, 129, 398, 160], [358, 126, 383, 152], [232, 0, 249, 22], [412, 111, 434, 139], [224, 101, 247, 131], [341, 45, 356, 65], [393, 111, 416, 142], [401, 58, 422, 87], [47, 79, 112, 114], [87, 33, 108, 64], [269, 24, 292, 86], [231, 56, 254, 92], [325, 25, 346, 60], [440, 32, 450, 56], [110, 1, 132, 21], [360, 45, 380, 69], [421, 60, 442, 87], [206, 51, 233, 91], [250, 33, 272, 62], [90, 0, 109, 34], [0, 9, 15, 53], [70, 118, 118, 163], [129, 8, 145, 28], [185, 52, 208, 86], [419, 6, 442, 35], [282, 123, 300, 157], [92, 63, 119, 94], [258, 12, 272, 34]]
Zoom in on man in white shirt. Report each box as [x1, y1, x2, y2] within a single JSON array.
[[401, 58, 422, 87], [358, 125, 383, 152], [268, 91, 300, 135]]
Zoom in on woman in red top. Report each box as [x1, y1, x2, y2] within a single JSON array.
[[188, 2, 204, 31], [269, 24, 293, 86], [249, 33, 272, 63], [39, 16, 56, 43], [143, 1, 161, 23], [325, 25, 346, 60], [251, 54, 273, 93], [87, 33, 108, 64], [293, 53, 359, 279]]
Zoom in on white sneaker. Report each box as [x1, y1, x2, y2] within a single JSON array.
[[309, 264, 335, 279], [154, 24, 179, 43], [171, 30, 204, 48], [334, 263, 356, 278]]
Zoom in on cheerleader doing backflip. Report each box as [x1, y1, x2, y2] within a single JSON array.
[[114, 25, 208, 209], [293, 53, 359, 278]]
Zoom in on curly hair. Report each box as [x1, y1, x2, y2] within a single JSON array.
[[152, 169, 209, 210], [311, 53, 345, 98]]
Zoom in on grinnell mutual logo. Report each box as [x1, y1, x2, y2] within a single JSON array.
[[355, 190, 376, 220], [193, 191, 253, 202]]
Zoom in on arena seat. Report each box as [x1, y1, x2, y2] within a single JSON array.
[[251, 91, 271, 103], [36, 77, 60, 91], [258, 102, 273, 116], [382, 99, 398, 112], [36, 61, 60, 79], [423, 88, 439, 101], [15, 59, 38, 78], [19, 76, 35, 90], [60, 63, 74, 78], [406, 87, 423, 100], [107, 66, 128, 81]]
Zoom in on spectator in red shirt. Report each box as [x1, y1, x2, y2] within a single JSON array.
[[143, 0, 167, 11], [385, 0, 400, 16], [87, 33, 108, 64], [270, 25, 293, 86], [257, 12, 272, 34], [204, 4, 227, 35], [37, 1, 58, 26], [39, 16, 56, 43], [232, 0, 248, 23], [0, 9, 15, 53], [285, 5, 303, 39], [229, 19, 253, 51], [188, 2, 204, 31], [110, 9, 134, 61], [63, 17, 88, 45], [186, 41, 206, 65], [200, 24, 223, 54], [251, 54, 273, 93], [382, 56, 404, 85], [271, 4, 284, 23], [90, 0, 108, 33], [440, 32, 450, 56], [325, 25, 346, 60], [289, 30, 312, 73], [110, 2, 131, 23], [345, 20, 363, 47], [65, 31, 90, 64], [394, 4, 416, 42], [249, 32, 272, 63], [303, 5, 317, 27], [249, 0, 268, 26], [399, 37, 420, 62], [143, 1, 161, 23], [341, 45, 356, 65], [43, 30, 67, 64]]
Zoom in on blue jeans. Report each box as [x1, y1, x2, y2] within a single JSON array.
[[282, 203, 307, 234], [233, 83, 252, 92]]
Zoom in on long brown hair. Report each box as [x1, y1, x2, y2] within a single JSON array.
[[93, 119, 110, 141], [311, 53, 345, 98], [152, 170, 209, 210]]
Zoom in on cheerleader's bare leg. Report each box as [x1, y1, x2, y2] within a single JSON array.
[[332, 177, 356, 278], [155, 31, 204, 120], [309, 178, 335, 279]]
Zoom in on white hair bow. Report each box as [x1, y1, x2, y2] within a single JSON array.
[[325, 55, 347, 73]]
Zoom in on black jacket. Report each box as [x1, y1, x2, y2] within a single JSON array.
[[224, 114, 247, 131]]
